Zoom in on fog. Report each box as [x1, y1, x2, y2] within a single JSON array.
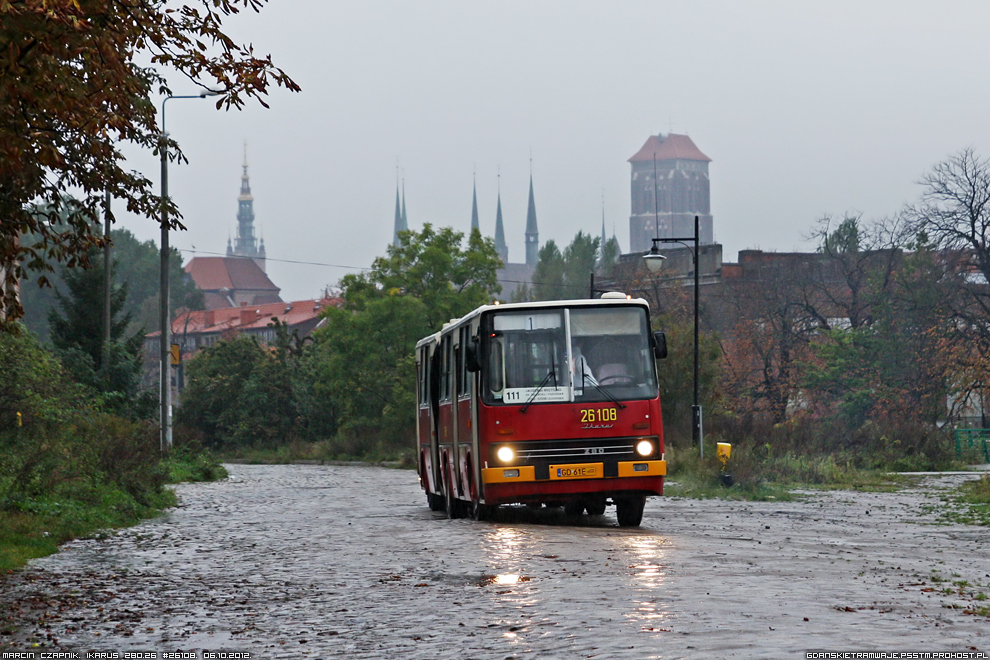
[[114, 1, 990, 302]]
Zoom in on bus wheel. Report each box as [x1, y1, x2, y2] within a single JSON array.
[[615, 496, 646, 527], [427, 492, 445, 512], [563, 500, 584, 517], [472, 501, 495, 521], [586, 498, 606, 516], [445, 466, 463, 519]]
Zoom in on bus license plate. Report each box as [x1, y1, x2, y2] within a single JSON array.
[[550, 463, 602, 480]]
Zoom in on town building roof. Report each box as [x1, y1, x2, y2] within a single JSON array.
[[185, 256, 280, 292], [148, 298, 341, 338], [628, 133, 712, 163]]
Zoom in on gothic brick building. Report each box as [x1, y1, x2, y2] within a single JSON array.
[[628, 133, 714, 253]]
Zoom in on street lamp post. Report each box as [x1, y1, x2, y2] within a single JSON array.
[[644, 212, 704, 459], [159, 90, 221, 454]]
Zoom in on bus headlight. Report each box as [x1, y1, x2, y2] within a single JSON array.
[[635, 440, 654, 457], [497, 446, 515, 463]]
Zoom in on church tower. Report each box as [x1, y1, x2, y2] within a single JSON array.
[[628, 133, 713, 252], [392, 182, 407, 247], [494, 185, 508, 264], [233, 144, 265, 272], [524, 174, 539, 267], [470, 177, 480, 234]]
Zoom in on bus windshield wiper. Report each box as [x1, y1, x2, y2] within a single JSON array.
[[580, 362, 626, 410], [521, 353, 557, 414], [585, 377, 627, 410]]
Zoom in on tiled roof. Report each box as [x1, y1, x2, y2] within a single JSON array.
[[150, 298, 342, 337], [184, 257, 280, 292], [628, 133, 711, 163]]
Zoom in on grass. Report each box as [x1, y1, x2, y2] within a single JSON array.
[[0, 485, 177, 573], [0, 447, 226, 574], [939, 473, 990, 527], [664, 441, 920, 501], [164, 447, 229, 482]]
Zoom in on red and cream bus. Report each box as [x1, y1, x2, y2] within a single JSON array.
[[414, 293, 668, 527]]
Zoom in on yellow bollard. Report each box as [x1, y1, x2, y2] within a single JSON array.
[[716, 442, 731, 466], [716, 442, 734, 487]]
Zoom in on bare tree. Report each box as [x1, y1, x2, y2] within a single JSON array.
[[906, 148, 990, 280], [803, 214, 902, 331], [904, 149, 990, 420]]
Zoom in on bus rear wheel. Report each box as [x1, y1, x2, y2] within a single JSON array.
[[563, 500, 584, 517], [427, 492, 445, 512], [585, 498, 606, 516], [615, 496, 646, 527]]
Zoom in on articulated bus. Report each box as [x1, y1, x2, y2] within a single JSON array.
[[414, 292, 668, 527]]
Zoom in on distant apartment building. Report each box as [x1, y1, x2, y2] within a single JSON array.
[[143, 297, 340, 395]]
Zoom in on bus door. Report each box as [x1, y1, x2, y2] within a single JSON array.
[[418, 344, 439, 495], [455, 325, 475, 501], [437, 334, 457, 496], [428, 343, 443, 496]]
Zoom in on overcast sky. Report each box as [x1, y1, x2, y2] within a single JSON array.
[[115, 1, 990, 303]]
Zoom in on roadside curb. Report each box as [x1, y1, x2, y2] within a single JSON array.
[[222, 459, 408, 468]]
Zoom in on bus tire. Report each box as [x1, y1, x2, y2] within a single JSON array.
[[472, 501, 495, 521], [586, 498, 606, 516], [563, 500, 584, 517], [445, 465, 463, 519], [428, 492, 445, 512], [615, 496, 646, 527]]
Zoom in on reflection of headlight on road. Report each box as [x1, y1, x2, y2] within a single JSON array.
[[636, 440, 653, 457], [497, 446, 514, 462]]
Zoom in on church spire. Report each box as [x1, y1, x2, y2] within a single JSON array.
[[234, 141, 264, 271], [494, 172, 507, 264], [401, 179, 408, 230], [392, 182, 403, 247], [471, 174, 480, 234], [524, 172, 539, 267], [599, 193, 607, 265]]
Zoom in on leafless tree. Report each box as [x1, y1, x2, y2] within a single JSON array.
[[905, 148, 990, 280]]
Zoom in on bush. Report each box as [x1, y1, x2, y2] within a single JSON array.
[[0, 326, 223, 572], [705, 410, 955, 473]]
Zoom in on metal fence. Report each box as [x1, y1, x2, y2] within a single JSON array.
[[954, 428, 990, 463]]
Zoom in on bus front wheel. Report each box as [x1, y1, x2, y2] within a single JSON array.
[[615, 496, 646, 527], [445, 465, 464, 519], [472, 501, 495, 521], [427, 492, 445, 512]]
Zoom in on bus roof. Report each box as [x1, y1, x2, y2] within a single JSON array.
[[417, 296, 651, 345]]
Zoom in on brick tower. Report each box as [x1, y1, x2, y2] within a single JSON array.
[[628, 133, 713, 252]]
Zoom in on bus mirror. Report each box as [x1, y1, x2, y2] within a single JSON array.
[[466, 340, 481, 372], [653, 331, 668, 359]]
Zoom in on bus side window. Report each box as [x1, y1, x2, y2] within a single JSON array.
[[458, 327, 469, 397], [489, 338, 504, 397], [417, 348, 425, 407], [443, 336, 453, 401], [438, 338, 447, 401]]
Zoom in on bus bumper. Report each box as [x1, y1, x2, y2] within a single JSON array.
[[480, 460, 666, 503]]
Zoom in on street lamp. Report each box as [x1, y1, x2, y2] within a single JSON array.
[[159, 89, 221, 454], [642, 156, 703, 457]]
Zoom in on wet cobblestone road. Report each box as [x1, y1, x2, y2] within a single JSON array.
[[1, 464, 988, 658]]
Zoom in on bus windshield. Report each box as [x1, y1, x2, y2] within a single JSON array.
[[483, 306, 658, 405]]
